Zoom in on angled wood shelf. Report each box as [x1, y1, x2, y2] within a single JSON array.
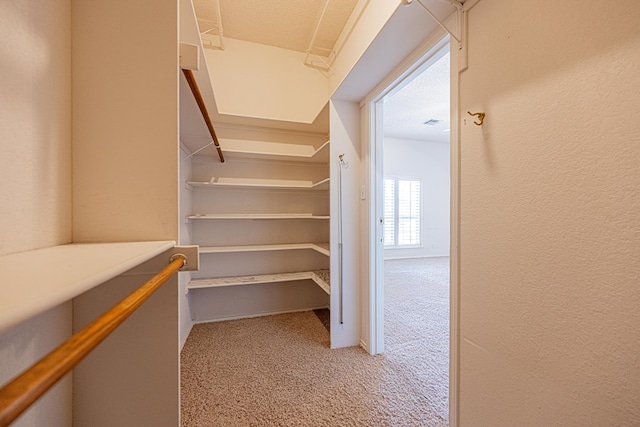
[[187, 213, 329, 222], [186, 177, 329, 191], [199, 243, 330, 256], [188, 269, 330, 295], [220, 139, 329, 164]]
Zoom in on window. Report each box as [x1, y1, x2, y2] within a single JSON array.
[[384, 177, 421, 247]]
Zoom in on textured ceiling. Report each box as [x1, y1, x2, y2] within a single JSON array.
[[193, 0, 359, 53], [383, 50, 450, 143]]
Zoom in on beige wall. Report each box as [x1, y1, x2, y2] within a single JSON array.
[[459, 1, 640, 424], [0, 0, 73, 425], [70, 1, 181, 424], [1, 0, 181, 424], [72, 0, 179, 243], [0, 0, 72, 255]]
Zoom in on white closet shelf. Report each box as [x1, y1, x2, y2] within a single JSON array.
[[0, 240, 175, 333], [186, 177, 329, 191], [220, 139, 329, 164], [187, 213, 329, 221], [188, 269, 330, 295], [199, 243, 330, 256]]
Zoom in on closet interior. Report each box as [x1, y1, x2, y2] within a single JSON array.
[[181, 123, 331, 323]]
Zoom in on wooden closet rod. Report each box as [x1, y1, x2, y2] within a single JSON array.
[[0, 255, 186, 427], [182, 68, 225, 163]]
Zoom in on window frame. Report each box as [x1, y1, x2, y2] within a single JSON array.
[[383, 176, 422, 249]]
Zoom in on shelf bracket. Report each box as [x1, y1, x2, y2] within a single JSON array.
[[405, 0, 469, 72]]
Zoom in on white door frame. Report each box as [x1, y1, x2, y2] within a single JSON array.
[[361, 32, 460, 425]]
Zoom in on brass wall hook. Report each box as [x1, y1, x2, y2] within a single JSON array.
[[467, 111, 485, 126]]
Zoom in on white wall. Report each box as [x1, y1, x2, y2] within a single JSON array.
[[458, 1, 640, 424], [330, 99, 362, 348], [179, 145, 193, 349], [72, 0, 179, 242], [205, 38, 328, 124], [383, 137, 449, 259], [0, 0, 72, 425]]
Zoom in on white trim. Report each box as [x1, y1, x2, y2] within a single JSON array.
[[180, 321, 194, 351], [449, 26, 461, 427], [187, 271, 331, 296], [374, 100, 386, 355], [180, 141, 192, 155], [211, 122, 329, 140], [198, 243, 330, 256], [384, 254, 449, 260], [364, 33, 449, 355], [383, 176, 423, 248], [190, 306, 329, 324], [361, 101, 376, 356], [359, 31, 450, 107]]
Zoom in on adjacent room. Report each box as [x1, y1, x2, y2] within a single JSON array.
[[382, 46, 451, 423]]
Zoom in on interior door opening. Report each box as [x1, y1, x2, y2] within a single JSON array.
[[371, 41, 452, 423]]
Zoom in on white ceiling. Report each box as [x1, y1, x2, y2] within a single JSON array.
[[383, 49, 450, 143]]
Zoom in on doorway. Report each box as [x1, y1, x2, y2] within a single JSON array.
[[369, 38, 453, 423], [369, 38, 451, 349]]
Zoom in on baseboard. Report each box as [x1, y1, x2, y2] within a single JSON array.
[[192, 305, 329, 324], [180, 321, 194, 351], [384, 254, 450, 261]]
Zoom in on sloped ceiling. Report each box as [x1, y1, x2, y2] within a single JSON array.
[[190, 0, 454, 141], [193, 0, 359, 54]]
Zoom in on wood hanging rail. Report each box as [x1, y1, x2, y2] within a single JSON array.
[[182, 68, 225, 162], [0, 255, 186, 427]]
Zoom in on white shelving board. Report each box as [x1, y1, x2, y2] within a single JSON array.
[[220, 139, 329, 164], [200, 242, 330, 256], [187, 213, 329, 222], [187, 177, 329, 191], [188, 269, 330, 295], [0, 241, 176, 333]]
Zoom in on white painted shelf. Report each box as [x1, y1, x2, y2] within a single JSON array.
[[220, 139, 329, 164], [187, 213, 329, 222], [188, 269, 330, 295], [0, 241, 176, 333], [200, 243, 330, 256], [186, 177, 329, 191]]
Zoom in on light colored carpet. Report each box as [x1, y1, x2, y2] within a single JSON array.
[[181, 257, 449, 426]]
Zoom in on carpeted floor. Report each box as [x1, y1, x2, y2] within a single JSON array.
[[181, 257, 449, 426]]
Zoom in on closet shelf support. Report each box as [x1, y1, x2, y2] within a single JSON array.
[[405, 0, 469, 72]]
